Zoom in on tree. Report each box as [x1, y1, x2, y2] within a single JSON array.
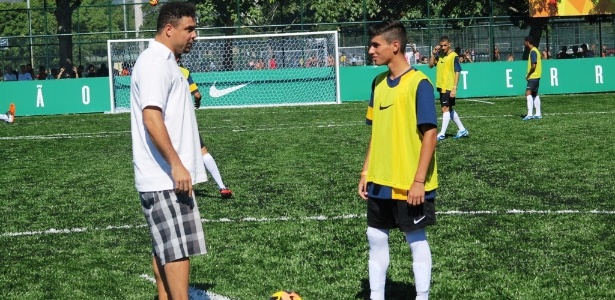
[[52, 0, 82, 68]]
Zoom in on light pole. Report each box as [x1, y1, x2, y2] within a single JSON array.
[[27, 0, 34, 66]]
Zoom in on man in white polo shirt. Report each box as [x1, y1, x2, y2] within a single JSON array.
[[130, 2, 206, 300]]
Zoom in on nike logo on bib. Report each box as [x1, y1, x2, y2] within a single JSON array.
[[413, 216, 426, 224], [209, 81, 250, 98], [379, 104, 393, 110]]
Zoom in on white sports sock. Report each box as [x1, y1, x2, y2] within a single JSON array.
[[405, 228, 432, 300], [534, 95, 541, 116], [451, 110, 465, 131], [439, 112, 450, 136], [203, 153, 226, 189], [526, 95, 534, 117], [367, 227, 390, 300]]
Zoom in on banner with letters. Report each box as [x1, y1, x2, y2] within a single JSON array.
[[339, 58, 615, 101], [0, 78, 111, 116]]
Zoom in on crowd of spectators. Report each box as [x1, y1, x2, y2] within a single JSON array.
[[1, 59, 110, 82]]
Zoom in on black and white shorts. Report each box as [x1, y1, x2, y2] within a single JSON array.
[[140, 190, 207, 265], [367, 198, 436, 232]]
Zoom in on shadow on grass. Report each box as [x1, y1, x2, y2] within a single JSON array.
[[152, 282, 219, 300], [355, 278, 417, 300]]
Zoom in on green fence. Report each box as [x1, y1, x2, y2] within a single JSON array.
[[1, 58, 614, 117]]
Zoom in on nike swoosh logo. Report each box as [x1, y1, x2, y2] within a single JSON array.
[[379, 104, 393, 110], [413, 216, 426, 224], [209, 81, 250, 98]]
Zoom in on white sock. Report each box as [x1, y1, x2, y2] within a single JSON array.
[[534, 95, 541, 116], [367, 227, 390, 300], [405, 229, 432, 300], [203, 153, 226, 189], [439, 112, 450, 136], [451, 110, 465, 131], [526, 95, 534, 117]]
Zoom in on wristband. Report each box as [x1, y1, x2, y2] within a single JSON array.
[[413, 180, 425, 184]]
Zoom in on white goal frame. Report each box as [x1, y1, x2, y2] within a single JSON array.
[[107, 31, 341, 113]]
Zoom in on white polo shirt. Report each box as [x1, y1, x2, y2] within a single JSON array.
[[130, 40, 206, 192]]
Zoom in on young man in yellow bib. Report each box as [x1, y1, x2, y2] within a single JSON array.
[[429, 36, 468, 141], [523, 36, 543, 120], [358, 19, 438, 300]]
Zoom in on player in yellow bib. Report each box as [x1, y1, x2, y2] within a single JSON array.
[[177, 55, 233, 198], [429, 36, 468, 141], [523, 36, 543, 120], [357, 19, 438, 300]]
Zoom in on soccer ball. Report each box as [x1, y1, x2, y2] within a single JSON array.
[[149, 0, 158, 6], [270, 290, 302, 300]]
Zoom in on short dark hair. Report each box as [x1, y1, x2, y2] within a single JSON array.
[[156, 2, 196, 33], [368, 19, 408, 53], [439, 36, 450, 43], [524, 36, 534, 45]]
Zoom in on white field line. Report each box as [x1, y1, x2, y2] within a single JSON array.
[[2, 210, 615, 238], [139, 274, 232, 300], [2, 110, 615, 141], [465, 99, 495, 104]]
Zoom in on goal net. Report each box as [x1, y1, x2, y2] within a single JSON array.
[[107, 31, 340, 113]]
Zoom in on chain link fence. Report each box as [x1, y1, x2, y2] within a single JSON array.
[[0, 1, 614, 75]]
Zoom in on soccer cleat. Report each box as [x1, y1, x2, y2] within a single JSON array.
[[533, 115, 542, 119], [7, 103, 15, 123], [437, 134, 446, 141], [454, 129, 469, 139], [219, 188, 233, 199], [522, 115, 533, 121]]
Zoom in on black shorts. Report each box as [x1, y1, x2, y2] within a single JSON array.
[[526, 79, 540, 94], [437, 89, 455, 107], [367, 198, 436, 232]]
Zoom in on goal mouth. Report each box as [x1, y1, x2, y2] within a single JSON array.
[[107, 31, 340, 112]]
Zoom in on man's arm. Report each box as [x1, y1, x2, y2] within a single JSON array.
[[358, 137, 371, 200], [407, 125, 437, 206], [451, 56, 461, 97], [142, 106, 193, 196]]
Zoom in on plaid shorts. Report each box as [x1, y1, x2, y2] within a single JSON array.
[[140, 190, 207, 265]]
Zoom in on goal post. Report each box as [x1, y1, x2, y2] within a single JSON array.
[[107, 31, 341, 113]]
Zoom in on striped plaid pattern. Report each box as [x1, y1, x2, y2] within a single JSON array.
[[140, 190, 207, 265]]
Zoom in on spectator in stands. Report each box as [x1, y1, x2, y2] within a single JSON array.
[[18, 65, 33, 80], [3, 66, 17, 81], [581, 43, 595, 58], [556, 46, 571, 59], [36, 65, 48, 80], [339, 54, 347, 66], [327, 55, 335, 66], [96, 63, 109, 77], [26, 63, 35, 78], [493, 46, 501, 61], [420, 56, 428, 64], [350, 55, 358, 66], [306, 56, 318, 67], [77, 65, 85, 78], [602, 45, 607, 57], [47, 68, 59, 80], [463, 50, 473, 63], [541, 48, 551, 59], [269, 55, 277, 69], [571, 45, 583, 58], [507, 53, 514, 61], [85, 64, 97, 77], [255, 59, 265, 70]]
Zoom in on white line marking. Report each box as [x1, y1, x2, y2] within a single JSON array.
[[2, 210, 615, 238], [140, 274, 232, 300], [466, 99, 495, 104]]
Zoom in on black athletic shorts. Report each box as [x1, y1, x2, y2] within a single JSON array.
[[526, 79, 540, 94], [367, 197, 436, 232], [437, 89, 456, 107]]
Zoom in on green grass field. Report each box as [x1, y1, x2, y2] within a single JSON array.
[[1, 93, 614, 299]]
